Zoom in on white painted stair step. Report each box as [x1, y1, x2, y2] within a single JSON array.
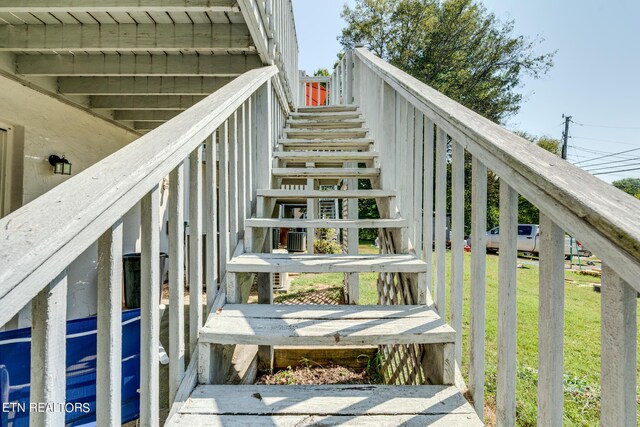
[[165, 385, 483, 426], [227, 253, 427, 274], [273, 151, 378, 162], [290, 111, 362, 120], [297, 105, 359, 113], [284, 128, 369, 139], [271, 168, 379, 178], [199, 304, 454, 346], [245, 218, 406, 229], [257, 189, 396, 199], [279, 138, 373, 150]]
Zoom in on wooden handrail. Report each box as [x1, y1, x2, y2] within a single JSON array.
[[354, 47, 640, 290], [0, 65, 279, 327]]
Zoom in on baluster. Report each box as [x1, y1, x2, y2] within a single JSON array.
[[97, 220, 123, 426], [469, 158, 487, 419], [189, 146, 203, 355], [228, 111, 239, 253], [600, 264, 637, 425], [219, 122, 230, 285], [168, 162, 185, 403], [306, 162, 316, 255], [140, 186, 160, 427], [205, 134, 218, 310], [450, 139, 464, 366], [238, 103, 247, 231], [537, 214, 565, 425], [422, 118, 435, 299], [30, 270, 67, 427], [245, 99, 253, 207], [497, 181, 517, 426], [413, 111, 424, 257], [434, 128, 447, 315], [346, 162, 359, 304]]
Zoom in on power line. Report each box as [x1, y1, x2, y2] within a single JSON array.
[[592, 166, 640, 176], [572, 120, 640, 131], [573, 147, 640, 165], [580, 156, 640, 169], [569, 146, 640, 161], [571, 135, 640, 147], [585, 162, 640, 173]]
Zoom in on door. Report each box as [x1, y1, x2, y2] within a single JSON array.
[[517, 225, 536, 252]]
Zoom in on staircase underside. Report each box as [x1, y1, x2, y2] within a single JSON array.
[[166, 385, 482, 426]]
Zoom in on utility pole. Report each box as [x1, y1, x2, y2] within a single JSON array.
[[561, 114, 572, 160]]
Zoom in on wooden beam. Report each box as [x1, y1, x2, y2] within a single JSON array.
[[114, 110, 182, 122], [0, 24, 252, 52], [0, 0, 239, 13], [90, 95, 206, 110], [17, 54, 262, 76], [59, 76, 234, 95]]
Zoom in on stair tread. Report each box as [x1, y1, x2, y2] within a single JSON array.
[[257, 189, 396, 199], [200, 304, 454, 346], [289, 112, 362, 120], [168, 385, 481, 426], [245, 218, 406, 228], [280, 138, 373, 144], [285, 128, 369, 133], [274, 151, 378, 159], [272, 168, 379, 178], [227, 253, 427, 273], [297, 105, 359, 112]]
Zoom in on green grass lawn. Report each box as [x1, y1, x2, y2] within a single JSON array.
[[285, 241, 639, 426]]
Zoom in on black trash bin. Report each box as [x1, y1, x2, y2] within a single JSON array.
[[123, 252, 168, 309]]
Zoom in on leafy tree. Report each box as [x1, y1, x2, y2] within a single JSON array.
[[340, 0, 555, 123], [314, 68, 330, 77], [612, 178, 640, 200]]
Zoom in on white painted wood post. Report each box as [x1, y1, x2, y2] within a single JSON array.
[[30, 270, 67, 427], [537, 213, 565, 426], [413, 110, 424, 255], [434, 128, 447, 315], [219, 122, 230, 285], [600, 263, 637, 426], [469, 157, 487, 419], [255, 80, 273, 190], [347, 163, 359, 304], [450, 139, 464, 366], [168, 162, 185, 403], [97, 220, 123, 427], [189, 146, 203, 355], [345, 50, 353, 104], [205, 134, 218, 310], [228, 111, 239, 254], [238, 103, 247, 233], [140, 186, 160, 427], [245, 98, 254, 210], [306, 163, 316, 255], [422, 118, 435, 297], [497, 181, 518, 427]]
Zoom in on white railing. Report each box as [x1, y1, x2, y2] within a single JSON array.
[[331, 51, 354, 106], [240, 0, 299, 107], [298, 75, 331, 106], [350, 47, 639, 425], [0, 65, 286, 425]]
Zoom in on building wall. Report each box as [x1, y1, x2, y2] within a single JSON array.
[[0, 74, 141, 324]]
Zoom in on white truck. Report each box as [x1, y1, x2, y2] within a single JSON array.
[[486, 224, 591, 257]]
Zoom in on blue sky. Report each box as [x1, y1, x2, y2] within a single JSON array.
[[291, 0, 640, 183]]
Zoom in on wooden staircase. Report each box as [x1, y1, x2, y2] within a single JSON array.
[[170, 105, 482, 426]]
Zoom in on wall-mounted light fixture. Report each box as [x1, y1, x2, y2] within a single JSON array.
[[48, 155, 72, 175]]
